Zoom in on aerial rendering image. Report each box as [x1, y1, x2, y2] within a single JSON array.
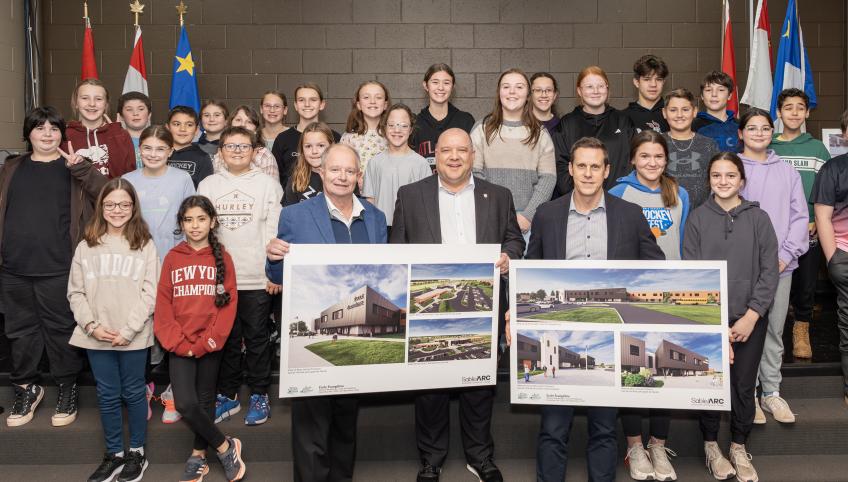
[[407, 317, 492, 362], [409, 263, 494, 314]]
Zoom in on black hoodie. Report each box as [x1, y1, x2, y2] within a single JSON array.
[[411, 103, 475, 172], [682, 196, 779, 322], [553, 105, 635, 195], [168, 144, 214, 188], [622, 99, 669, 133]]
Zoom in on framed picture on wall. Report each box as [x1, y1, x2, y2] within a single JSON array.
[[823, 128, 848, 157]]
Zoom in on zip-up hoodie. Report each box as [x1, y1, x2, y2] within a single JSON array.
[[154, 242, 238, 357], [609, 171, 690, 259], [68, 236, 158, 350], [769, 132, 831, 218], [683, 196, 779, 322], [693, 110, 739, 152], [63, 121, 136, 179], [412, 103, 475, 171], [739, 150, 809, 276], [622, 99, 669, 133], [197, 166, 283, 289]]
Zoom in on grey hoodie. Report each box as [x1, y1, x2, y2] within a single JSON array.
[[682, 196, 779, 322]]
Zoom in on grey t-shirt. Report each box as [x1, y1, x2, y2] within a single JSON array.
[[662, 133, 718, 208], [362, 149, 432, 225]]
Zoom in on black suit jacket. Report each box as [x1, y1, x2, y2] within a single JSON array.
[[389, 175, 525, 259], [526, 192, 665, 261]]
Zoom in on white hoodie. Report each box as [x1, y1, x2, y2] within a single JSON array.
[[198, 166, 283, 290]]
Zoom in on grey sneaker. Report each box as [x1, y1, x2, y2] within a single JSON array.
[[179, 455, 209, 482], [760, 395, 795, 423], [753, 397, 766, 425], [216, 437, 245, 482], [729, 445, 758, 482], [625, 443, 655, 480], [647, 443, 677, 481], [704, 441, 736, 480]]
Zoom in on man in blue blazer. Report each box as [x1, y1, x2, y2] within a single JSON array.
[[266, 143, 387, 482]]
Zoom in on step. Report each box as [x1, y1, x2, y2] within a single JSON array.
[[3, 456, 848, 482]]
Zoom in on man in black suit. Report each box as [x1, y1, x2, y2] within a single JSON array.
[[391, 128, 525, 482], [524, 136, 664, 482]]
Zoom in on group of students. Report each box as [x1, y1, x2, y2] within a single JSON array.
[[0, 54, 846, 482]]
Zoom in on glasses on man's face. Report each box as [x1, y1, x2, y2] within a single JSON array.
[[222, 143, 253, 152], [140, 146, 169, 155], [387, 123, 410, 131], [532, 88, 555, 95], [103, 201, 133, 211], [262, 103, 284, 111], [744, 126, 774, 134]]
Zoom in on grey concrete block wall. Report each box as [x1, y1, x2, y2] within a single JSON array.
[[1, 0, 26, 149], [39, 0, 846, 137]]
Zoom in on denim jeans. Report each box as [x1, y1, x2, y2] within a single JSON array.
[[87, 348, 148, 454]]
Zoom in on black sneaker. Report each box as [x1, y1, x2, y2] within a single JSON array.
[[466, 459, 504, 482], [179, 455, 209, 482], [87, 452, 125, 482], [217, 436, 246, 481], [416, 462, 441, 482], [6, 383, 43, 427], [52, 382, 79, 426], [117, 450, 148, 482]]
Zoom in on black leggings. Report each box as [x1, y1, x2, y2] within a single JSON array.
[[169, 351, 227, 452], [620, 409, 671, 440]]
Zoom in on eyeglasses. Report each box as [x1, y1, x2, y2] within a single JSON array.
[[262, 103, 285, 111], [222, 143, 253, 152], [140, 146, 170, 155], [744, 126, 774, 134], [387, 123, 411, 131], [532, 88, 555, 95], [103, 201, 133, 211]]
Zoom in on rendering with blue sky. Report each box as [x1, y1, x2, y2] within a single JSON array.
[[412, 263, 493, 280], [626, 331, 723, 368], [517, 268, 720, 293], [521, 330, 615, 365], [409, 317, 491, 337]]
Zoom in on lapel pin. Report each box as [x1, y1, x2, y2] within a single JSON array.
[[483, 193, 488, 198]]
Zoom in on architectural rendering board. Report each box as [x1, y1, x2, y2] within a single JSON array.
[[510, 260, 731, 411], [280, 244, 501, 398]]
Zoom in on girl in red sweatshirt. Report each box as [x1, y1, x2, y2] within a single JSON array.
[[154, 195, 245, 482]]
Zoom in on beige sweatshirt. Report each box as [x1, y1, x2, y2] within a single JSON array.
[[68, 235, 159, 350]]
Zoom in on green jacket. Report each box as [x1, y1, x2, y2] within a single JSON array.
[[769, 132, 831, 218]]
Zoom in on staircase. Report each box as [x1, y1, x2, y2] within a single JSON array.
[[0, 368, 845, 481]]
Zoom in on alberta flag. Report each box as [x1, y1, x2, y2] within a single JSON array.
[[169, 25, 200, 113], [770, 0, 816, 120]]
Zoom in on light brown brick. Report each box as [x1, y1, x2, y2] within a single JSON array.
[[251, 0, 302, 24], [227, 74, 277, 98], [253, 49, 303, 74], [452, 97, 490, 120], [102, 0, 152, 26], [227, 25, 276, 50], [137, 25, 177, 51], [319, 98, 350, 124], [302, 0, 352, 23], [303, 49, 352, 73], [327, 74, 378, 98], [202, 49, 252, 74], [523, 25, 573, 49], [353, 49, 401, 73], [500, 49, 549, 73], [327, 25, 375, 48], [452, 49, 500, 73], [648, 0, 695, 22], [184, 25, 227, 50], [499, 0, 580, 23], [277, 74, 329, 99], [353, 0, 402, 23], [474, 24, 523, 48], [402, 49, 450, 74], [93, 25, 129, 51], [451, 0, 500, 23], [807, 47, 844, 72], [150, 0, 203, 26], [598, 0, 646, 23], [276, 25, 326, 49], [623, 23, 671, 48], [453, 73, 476, 97], [475, 73, 501, 98], [378, 73, 426, 98], [401, 0, 450, 24], [196, 74, 228, 99], [44, 25, 79, 51], [376, 25, 425, 48], [550, 49, 598, 72], [672, 23, 719, 48], [574, 24, 622, 48], [425, 24, 473, 48], [202, 0, 252, 24]]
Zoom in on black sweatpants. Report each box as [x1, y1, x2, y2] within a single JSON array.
[[415, 387, 495, 468], [826, 248, 848, 394], [170, 351, 227, 451], [1, 271, 84, 386], [620, 409, 671, 440], [292, 396, 359, 482], [218, 289, 272, 398], [700, 316, 768, 444], [790, 242, 821, 323]]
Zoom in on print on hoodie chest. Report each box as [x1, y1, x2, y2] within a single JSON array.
[[79, 144, 111, 176], [82, 253, 145, 280], [642, 207, 673, 238], [215, 190, 256, 230]]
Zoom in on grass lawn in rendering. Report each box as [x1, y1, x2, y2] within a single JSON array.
[[634, 304, 721, 325], [305, 339, 405, 366], [527, 307, 622, 323]]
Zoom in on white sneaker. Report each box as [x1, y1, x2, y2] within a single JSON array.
[[625, 443, 655, 480], [760, 395, 795, 423], [753, 397, 766, 425], [647, 443, 677, 481], [704, 441, 736, 480], [161, 384, 182, 424], [729, 444, 758, 482]]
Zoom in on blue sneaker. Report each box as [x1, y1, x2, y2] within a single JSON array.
[[214, 394, 240, 424], [244, 394, 270, 426]]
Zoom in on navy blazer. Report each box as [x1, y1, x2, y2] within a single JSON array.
[[526, 192, 665, 261], [265, 193, 388, 284]]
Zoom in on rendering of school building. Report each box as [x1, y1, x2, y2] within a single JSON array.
[[517, 333, 540, 369], [561, 288, 628, 302], [316, 285, 403, 336], [621, 334, 709, 376], [628, 290, 721, 304]]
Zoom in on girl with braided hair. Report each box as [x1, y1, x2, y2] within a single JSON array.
[[154, 195, 246, 482]]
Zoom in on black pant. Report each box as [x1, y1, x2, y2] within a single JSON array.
[[218, 289, 272, 398], [170, 351, 227, 451], [620, 409, 671, 440], [1, 271, 83, 386], [790, 242, 821, 323], [700, 316, 768, 444], [415, 387, 495, 468], [292, 396, 358, 482], [536, 406, 617, 482], [826, 249, 848, 394]]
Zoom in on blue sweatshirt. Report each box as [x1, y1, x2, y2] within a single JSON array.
[[694, 110, 739, 152]]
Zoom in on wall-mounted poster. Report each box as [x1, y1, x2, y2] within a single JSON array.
[[510, 260, 730, 411], [823, 128, 848, 158], [280, 244, 501, 398]]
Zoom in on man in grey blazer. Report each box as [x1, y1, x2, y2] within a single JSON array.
[[390, 128, 524, 482]]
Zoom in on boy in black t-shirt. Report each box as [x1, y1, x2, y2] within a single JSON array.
[[622, 55, 670, 133], [166, 106, 213, 188]]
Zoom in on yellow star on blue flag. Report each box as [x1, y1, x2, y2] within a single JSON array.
[[169, 25, 200, 113]]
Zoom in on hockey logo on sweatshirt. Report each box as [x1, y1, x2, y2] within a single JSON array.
[[642, 207, 673, 238], [214, 190, 255, 230]]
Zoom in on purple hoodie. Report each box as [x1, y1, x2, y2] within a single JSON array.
[[739, 149, 809, 276]]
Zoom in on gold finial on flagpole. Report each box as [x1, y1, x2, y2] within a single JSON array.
[[176, 1, 188, 26], [83, 1, 89, 20], [129, 1, 145, 28]]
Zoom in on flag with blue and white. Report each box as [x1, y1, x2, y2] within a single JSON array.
[[770, 0, 816, 120], [169, 25, 200, 113]]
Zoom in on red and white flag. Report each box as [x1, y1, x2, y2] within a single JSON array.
[[741, 0, 773, 110], [123, 26, 148, 95], [80, 16, 98, 80], [721, 0, 740, 114]]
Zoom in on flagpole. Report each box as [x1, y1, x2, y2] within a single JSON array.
[[130, 0, 145, 28], [176, 1, 187, 27]]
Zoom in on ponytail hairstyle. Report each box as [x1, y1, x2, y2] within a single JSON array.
[[293, 122, 335, 193], [345, 80, 391, 135], [139, 124, 174, 148], [85, 178, 152, 250], [483, 68, 542, 147], [377, 103, 417, 143], [174, 195, 231, 307], [629, 130, 679, 208]]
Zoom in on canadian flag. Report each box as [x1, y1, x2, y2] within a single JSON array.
[[80, 17, 98, 80], [122, 26, 148, 95], [741, 0, 773, 110], [721, 0, 739, 114]]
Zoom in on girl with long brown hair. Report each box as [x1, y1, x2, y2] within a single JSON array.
[[340, 80, 391, 172], [283, 122, 335, 206]]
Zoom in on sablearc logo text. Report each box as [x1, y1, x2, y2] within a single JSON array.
[[462, 375, 492, 384]]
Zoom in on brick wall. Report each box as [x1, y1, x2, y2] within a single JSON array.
[[42, 0, 846, 137], [0, 0, 26, 149]]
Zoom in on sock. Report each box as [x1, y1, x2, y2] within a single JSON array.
[[114, 451, 125, 458], [130, 447, 145, 456]]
